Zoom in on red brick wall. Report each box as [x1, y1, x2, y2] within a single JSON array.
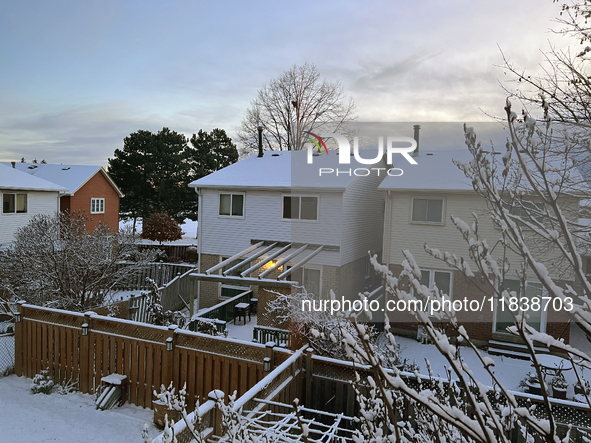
[[69, 171, 120, 232]]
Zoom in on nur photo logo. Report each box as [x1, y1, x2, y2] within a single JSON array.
[[304, 132, 418, 177]]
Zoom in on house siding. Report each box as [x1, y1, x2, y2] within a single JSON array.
[[383, 189, 577, 346], [339, 164, 385, 267], [0, 190, 60, 245], [68, 172, 120, 232], [199, 189, 341, 267], [384, 191, 577, 281]]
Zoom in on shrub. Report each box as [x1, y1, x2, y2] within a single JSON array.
[[142, 212, 183, 244]]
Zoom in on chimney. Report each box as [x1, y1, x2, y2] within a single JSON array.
[[11, 161, 15, 169], [413, 125, 421, 157], [257, 126, 264, 158]]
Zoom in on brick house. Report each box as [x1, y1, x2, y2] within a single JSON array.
[[378, 148, 576, 350], [188, 150, 386, 326], [6, 163, 123, 232], [0, 163, 67, 246]]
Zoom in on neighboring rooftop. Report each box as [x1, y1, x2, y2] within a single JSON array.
[[0, 163, 68, 192], [2, 163, 123, 196], [379, 149, 477, 192], [189, 150, 386, 191]]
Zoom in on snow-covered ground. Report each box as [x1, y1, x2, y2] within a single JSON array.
[[0, 375, 160, 442], [226, 319, 591, 395], [225, 314, 258, 342], [120, 218, 198, 245]]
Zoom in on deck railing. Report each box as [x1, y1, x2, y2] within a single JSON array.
[[192, 290, 252, 324], [253, 325, 290, 347]]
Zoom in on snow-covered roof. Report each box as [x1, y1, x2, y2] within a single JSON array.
[[2, 163, 123, 197], [0, 163, 68, 192], [379, 149, 474, 192], [189, 150, 381, 191]]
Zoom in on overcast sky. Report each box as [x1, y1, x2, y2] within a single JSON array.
[[0, 0, 573, 166]]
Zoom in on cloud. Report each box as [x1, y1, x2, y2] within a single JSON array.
[[352, 50, 445, 91]]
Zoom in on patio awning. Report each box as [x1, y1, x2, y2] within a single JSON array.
[[203, 239, 338, 283]]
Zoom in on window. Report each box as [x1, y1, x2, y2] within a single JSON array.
[[2, 194, 27, 214], [283, 196, 318, 220], [219, 193, 244, 217], [495, 278, 544, 332], [417, 269, 452, 297], [505, 201, 545, 226], [290, 266, 321, 296], [411, 198, 444, 223], [90, 198, 105, 214]]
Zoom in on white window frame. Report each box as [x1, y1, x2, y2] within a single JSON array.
[[90, 198, 105, 214], [492, 277, 547, 334], [282, 194, 319, 222], [414, 269, 453, 298], [2, 193, 28, 214], [410, 197, 445, 225], [218, 192, 245, 218]]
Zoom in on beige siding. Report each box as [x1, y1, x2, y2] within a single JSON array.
[[384, 191, 577, 281], [0, 190, 60, 245]]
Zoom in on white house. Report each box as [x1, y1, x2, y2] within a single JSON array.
[[0, 163, 67, 246], [188, 150, 387, 324]]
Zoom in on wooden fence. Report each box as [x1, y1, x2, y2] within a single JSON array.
[[159, 268, 194, 313], [113, 262, 196, 291], [14, 303, 279, 411], [138, 244, 195, 262]]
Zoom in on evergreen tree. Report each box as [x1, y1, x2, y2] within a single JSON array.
[[187, 128, 238, 179], [108, 127, 238, 227]]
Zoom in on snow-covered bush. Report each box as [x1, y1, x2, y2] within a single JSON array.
[[31, 369, 54, 394], [0, 212, 157, 310], [55, 376, 78, 395], [266, 286, 394, 364]]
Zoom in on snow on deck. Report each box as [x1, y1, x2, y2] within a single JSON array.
[[224, 314, 258, 342], [0, 375, 160, 442]]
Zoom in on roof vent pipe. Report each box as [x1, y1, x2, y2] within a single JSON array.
[[257, 126, 264, 158], [413, 125, 421, 157], [11, 161, 15, 169]]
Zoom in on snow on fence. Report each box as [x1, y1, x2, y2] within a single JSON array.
[[112, 262, 196, 291], [252, 325, 290, 348], [190, 289, 253, 326], [307, 352, 591, 439], [159, 267, 195, 313], [14, 304, 279, 412], [164, 346, 304, 443]]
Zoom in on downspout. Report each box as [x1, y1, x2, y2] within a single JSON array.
[[194, 187, 203, 316], [382, 190, 392, 325], [383, 190, 392, 267]]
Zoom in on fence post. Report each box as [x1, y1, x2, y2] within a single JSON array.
[[305, 348, 313, 406], [79, 311, 94, 394], [162, 325, 177, 386], [265, 341, 275, 370], [208, 390, 225, 437], [14, 301, 25, 376]]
